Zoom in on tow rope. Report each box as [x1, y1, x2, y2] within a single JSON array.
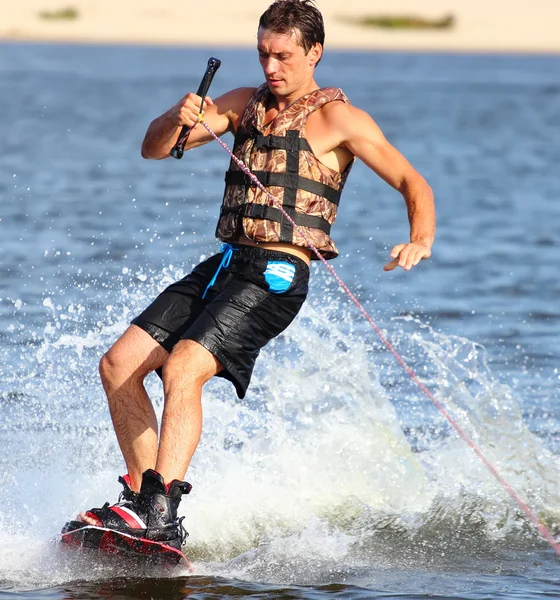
[[170, 57, 560, 556], [201, 117, 560, 557]]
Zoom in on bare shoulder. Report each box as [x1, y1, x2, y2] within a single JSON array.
[[318, 99, 356, 123], [320, 100, 384, 140]]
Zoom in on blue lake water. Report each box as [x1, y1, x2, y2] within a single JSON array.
[[0, 42, 559, 599]]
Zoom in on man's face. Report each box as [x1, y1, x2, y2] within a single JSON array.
[[257, 28, 319, 97]]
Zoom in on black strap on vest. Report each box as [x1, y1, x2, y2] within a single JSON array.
[[254, 134, 313, 153], [282, 130, 301, 240], [225, 171, 341, 207], [220, 203, 331, 235]]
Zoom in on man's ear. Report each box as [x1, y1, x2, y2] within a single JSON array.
[[309, 43, 323, 67]]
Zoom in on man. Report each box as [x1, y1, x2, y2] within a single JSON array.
[[68, 0, 435, 550]]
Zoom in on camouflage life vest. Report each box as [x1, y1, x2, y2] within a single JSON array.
[[215, 84, 354, 260]]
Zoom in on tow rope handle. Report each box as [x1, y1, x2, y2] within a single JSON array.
[[170, 57, 221, 159]]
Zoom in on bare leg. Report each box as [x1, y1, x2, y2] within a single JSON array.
[[156, 339, 223, 482], [78, 334, 220, 524], [100, 324, 170, 489], [79, 325, 169, 524]]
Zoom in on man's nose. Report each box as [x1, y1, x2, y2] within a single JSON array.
[[263, 58, 278, 74]]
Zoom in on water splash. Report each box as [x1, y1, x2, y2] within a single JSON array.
[[0, 265, 558, 588]]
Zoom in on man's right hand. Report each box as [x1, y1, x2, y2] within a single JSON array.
[[170, 93, 214, 129], [141, 87, 254, 159], [141, 93, 214, 159]]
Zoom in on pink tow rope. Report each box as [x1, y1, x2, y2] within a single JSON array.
[[199, 118, 560, 557]]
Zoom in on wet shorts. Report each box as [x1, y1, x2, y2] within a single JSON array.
[[131, 244, 310, 398]]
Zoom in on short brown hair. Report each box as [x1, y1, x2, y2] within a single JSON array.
[[259, 0, 325, 56]]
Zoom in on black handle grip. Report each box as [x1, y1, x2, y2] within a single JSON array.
[[170, 57, 221, 159]]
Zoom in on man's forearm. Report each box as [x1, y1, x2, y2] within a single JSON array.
[[141, 112, 182, 160], [400, 174, 436, 248]]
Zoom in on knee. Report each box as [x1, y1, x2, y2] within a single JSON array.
[[161, 352, 195, 389], [99, 346, 145, 386], [161, 342, 218, 390], [98, 348, 121, 384]]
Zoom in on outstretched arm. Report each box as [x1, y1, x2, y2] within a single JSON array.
[[141, 87, 254, 160], [334, 103, 435, 271]]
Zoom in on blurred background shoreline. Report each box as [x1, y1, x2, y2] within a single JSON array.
[[2, 0, 560, 54]]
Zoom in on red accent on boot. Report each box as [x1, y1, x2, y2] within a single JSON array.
[[122, 474, 132, 487]]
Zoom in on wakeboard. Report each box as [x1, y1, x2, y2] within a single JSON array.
[[59, 521, 191, 570]]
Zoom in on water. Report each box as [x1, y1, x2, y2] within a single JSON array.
[[1, 42, 559, 599]]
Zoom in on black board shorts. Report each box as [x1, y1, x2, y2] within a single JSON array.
[[131, 244, 309, 398]]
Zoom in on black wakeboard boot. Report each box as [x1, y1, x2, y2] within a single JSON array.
[[62, 470, 192, 551], [136, 469, 192, 549]]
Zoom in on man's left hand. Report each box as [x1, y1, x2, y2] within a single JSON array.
[[383, 243, 431, 272]]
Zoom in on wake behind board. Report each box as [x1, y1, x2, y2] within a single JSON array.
[[60, 521, 191, 570]]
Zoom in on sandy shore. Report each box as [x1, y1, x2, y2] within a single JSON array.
[[2, 0, 560, 53]]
